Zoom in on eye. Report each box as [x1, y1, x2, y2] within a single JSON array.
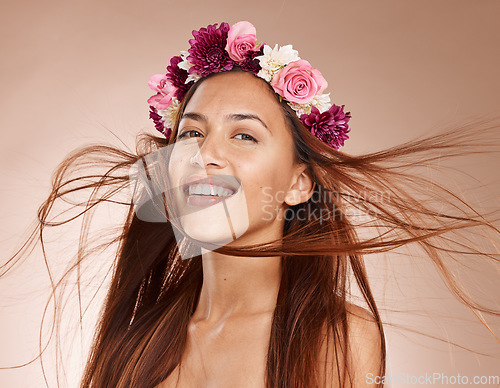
[[234, 133, 258, 143], [178, 130, 203, 139]]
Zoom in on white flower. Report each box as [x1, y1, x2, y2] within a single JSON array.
[[311, 93, 332, 113], [178, 51, 191, 71], [287, 94, 332, 117], [178, 50, 201, 84], [288, 102, 311, 117], [256, 44, 300, 82], [157, 97, 181, 130], [186, 72, 201, 83]]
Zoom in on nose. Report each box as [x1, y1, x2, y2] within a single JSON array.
[[189, 134, 228, 168]]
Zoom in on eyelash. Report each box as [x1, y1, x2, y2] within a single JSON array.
[[177, 130, 258, 143]]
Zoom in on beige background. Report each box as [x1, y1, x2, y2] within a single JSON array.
[[1, 0, 499, 386]]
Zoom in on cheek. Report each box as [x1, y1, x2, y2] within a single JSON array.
[[167, 142, 196, 181], [166, 145, 194, 212], [239, 141, 296, 188], [238, 159, 295, 219], [167, 154, 183, 180]]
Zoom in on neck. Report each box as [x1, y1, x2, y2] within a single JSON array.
[[191, 248, 282, 325]]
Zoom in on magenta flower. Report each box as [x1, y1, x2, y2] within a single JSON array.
[[149, 106, 169, 137], [166, 55, 194, 101], [187, 23, 234, 77], [300, 105, 351, 150]]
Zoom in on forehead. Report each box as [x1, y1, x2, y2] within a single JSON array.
[[184, 71, 285, 121]]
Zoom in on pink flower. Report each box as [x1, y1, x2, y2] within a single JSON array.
[[147, 73, 176, 110], [225, 21, 257, 62], [271, 59, 327, 104]]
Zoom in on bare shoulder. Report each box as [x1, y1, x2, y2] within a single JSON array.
[[345, 303, 384, 386], [345, 302, 381, 345], [317, 303, 384, 387]]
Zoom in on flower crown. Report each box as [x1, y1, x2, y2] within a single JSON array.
[[147, 21, 351, 150]]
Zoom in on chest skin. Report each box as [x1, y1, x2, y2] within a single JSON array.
[[155, 312, 344, 388], [156, 312, 274, 388]]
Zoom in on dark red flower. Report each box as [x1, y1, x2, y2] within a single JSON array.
[[187, 23, 234, 77], [166, 55, 194, 101], [149, 106, 171, 139], [237, 45, 264, 75], [300, 105, 351, 149]]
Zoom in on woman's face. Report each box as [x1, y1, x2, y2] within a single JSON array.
[[167, 71, 309, 248]]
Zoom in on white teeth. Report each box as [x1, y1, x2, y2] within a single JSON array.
[[188, 183, 235, 197]]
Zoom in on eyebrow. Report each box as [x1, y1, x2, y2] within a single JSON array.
[[181, 112, 271, 134]]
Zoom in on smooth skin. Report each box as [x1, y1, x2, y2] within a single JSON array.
[[159, 72, 382, 387]]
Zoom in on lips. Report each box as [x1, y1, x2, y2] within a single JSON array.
[[181, 174, 241, 207]]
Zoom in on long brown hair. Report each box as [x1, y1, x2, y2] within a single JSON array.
[[2, 69, 499, 387]]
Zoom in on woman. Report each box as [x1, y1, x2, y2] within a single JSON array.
[[3, 21, 499, 387]]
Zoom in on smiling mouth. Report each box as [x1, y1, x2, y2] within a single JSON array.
[[182, 175, 240, 207]]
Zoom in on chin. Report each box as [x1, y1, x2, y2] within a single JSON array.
[[181, 217, 233, 246], [179, 206, 248, 248]]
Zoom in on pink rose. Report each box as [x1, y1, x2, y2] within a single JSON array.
[[271, 59, 328, 104], [225, 21, 257, 62], [147, 74, 177, 109]]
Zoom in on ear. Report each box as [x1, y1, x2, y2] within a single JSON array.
[[284, 166, 316, 206]]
